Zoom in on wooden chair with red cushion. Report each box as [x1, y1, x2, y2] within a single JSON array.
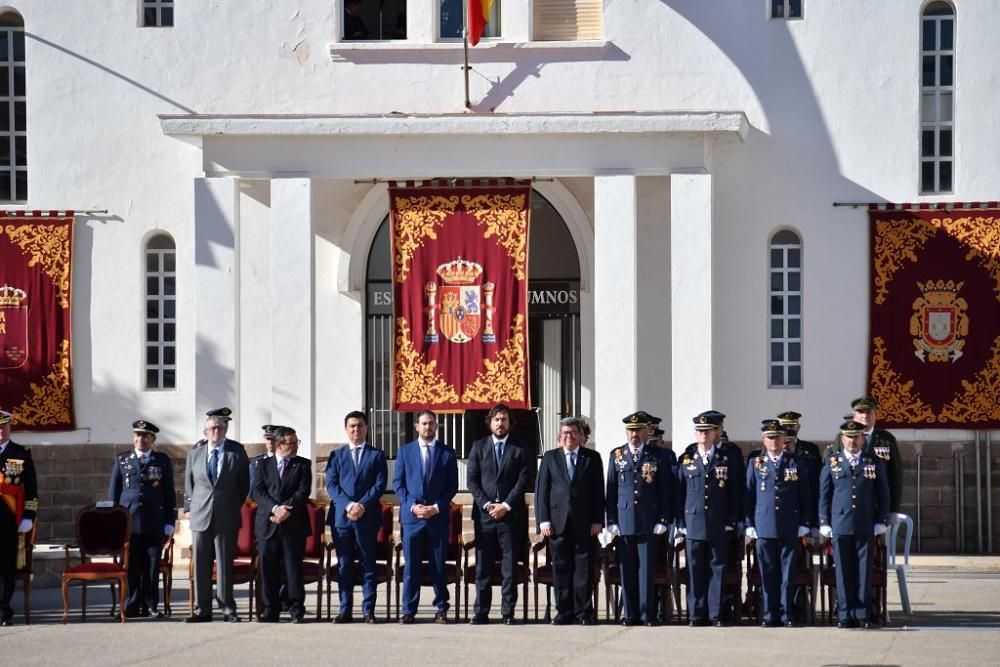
[[299, 499, 327, 618], [61, 505, 131, 623], [326, 501, 394, 620], [158, 530, 175, 615], [14, 521, 37, 624], [462, 504, 531, 621], [187, 500, 258, 621], [394, 502, 463, 621]]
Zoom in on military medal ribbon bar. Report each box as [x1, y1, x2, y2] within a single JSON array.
[[389, 180, 531, 411]]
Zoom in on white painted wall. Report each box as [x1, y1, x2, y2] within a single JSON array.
[[12, 1, 1000, 445]]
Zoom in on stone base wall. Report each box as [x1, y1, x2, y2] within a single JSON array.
[[25, 439, 1000, 554]]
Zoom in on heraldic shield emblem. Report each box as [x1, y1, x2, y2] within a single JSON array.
[[909, 279, 968, 363], [437, 258, 482, 344], [0, 285, 28, 369]]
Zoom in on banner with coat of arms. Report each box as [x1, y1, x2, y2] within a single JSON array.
[[867, 208, 1000, 429], [389, 181, 531, 411], [0, 212, 75, 430]]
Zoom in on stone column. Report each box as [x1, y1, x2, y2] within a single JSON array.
[[593, 174, 638, 462], [670, 173, 713, 449]]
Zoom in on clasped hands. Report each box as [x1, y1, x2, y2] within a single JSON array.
[[346, 503, 366, 521], [270, 504, 293, 524], [484, 502, 509, 520], [411, 503, 439, 520]]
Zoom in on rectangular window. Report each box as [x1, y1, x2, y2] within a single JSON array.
[[920, 13, 954, 194], [141, 1, 174, 27], [768, 233, 803, 388], [440, 0, 500, 41], [344, 0, 407, 40], [770, 0, 802, 20], [145, 242, 177, 389], [533, 0, 603, 41]]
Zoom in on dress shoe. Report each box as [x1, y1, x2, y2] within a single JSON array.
[[259, 611, 279, 623], [333, 613, 354, 624], [185, 614, 212, 623], [503, 616, 517, 626], [836, 619, 855, 629], [291, 614, 305, 624], [784, 621, 795, 628], [1, 613, 13, 627], [862, 621, 873, 630], [433, 610, 449, 624], [551, 617, 572, 626], [400, 614, 415, 625], [622, 618, 639, 627], [714, 620, 725, 627], [223, 613, 241, 623], [149, 610, 165, 619], [644, 619, 659, 627], [469, 614, 489, 625], [579, 618, 597, 626], [362, 614, 378, 624], [689, 619, 709, 627]]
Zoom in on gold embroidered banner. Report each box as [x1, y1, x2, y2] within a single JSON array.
[[0, 212, 75, 430], [867, 209, 1000, 428], [390, 181, 531, 411]]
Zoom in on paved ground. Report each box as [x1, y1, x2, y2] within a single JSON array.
[[2, 558, 999, 666]]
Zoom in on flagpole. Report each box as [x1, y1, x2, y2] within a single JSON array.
[[463, 0, 471, 109]]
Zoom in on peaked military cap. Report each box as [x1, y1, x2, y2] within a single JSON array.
[[701, 410, 726, 420], [851, 396, 879, 411], [206, 407, 233, 421], [132, 419, 159, 434], [622, 411, 654, 429], [760, 419, 784, 437], [0, 409, 12, 425], [839, 420, 866, 436], [262, 424, 279, 437], [694, 412, 723, 430], [648, 414, 663, 426], [776, 411, 802, 425], [651, 428, 665, 438]]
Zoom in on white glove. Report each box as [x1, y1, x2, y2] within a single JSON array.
[[873, 523, 888, 536], [674, 535, 685, 547], [17, 518, 33, 533], [797, 526, 809, 538], [608, 524, 621, 537], [724, 525, 734, 532], [164, 524, 175, 536], [819, 525, 833, 538], [653, 523, 667, 535], [745, 527, 758, 539], [677, 527, 687, 535]]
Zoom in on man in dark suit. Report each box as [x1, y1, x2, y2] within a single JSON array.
[[466, 404, 531, 625], [393, 410, 458, 624], [535, 417, 604, 625], [108, 419, 177, 618], [254, 426, 312, 623], [0, 410, 37, 626], [184, 408, 250, 622], [819, 420, 890, 629], [326, 410, 388, 624], [745, 420, 812, 627], [675, 412, 742, 626], [606, 410, 673, 626]]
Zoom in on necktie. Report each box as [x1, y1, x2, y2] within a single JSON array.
[[422, 445, 431, 484], [567, 451, 576, 480], [353, 447, 362, 470], [208, 447, 219, 486], [494, 441, 503, 468], [278, 457, 286, 479]]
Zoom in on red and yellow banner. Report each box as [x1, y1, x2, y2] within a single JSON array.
[[390, 181, 530, 411], [867, 209, 1000, 429], [0, 213, 75, 430], [468, 0, 493, 46]]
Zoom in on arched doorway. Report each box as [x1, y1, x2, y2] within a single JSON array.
[[364, 190, 582, 474]]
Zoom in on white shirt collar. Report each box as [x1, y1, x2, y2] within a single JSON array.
[[493, 436, 508, 447], [419, 438, 436, 448]]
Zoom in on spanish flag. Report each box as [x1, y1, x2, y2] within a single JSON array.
[[468, 0, 493, 46]]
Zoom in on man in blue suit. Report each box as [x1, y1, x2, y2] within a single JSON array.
[[326, 411, 388, 624], [393, 410, 458, 624], [606, 410, 673, 626], [675, 412, 741, 626], [108, 420, 177, 618], [819, 420, 890, 629], [745, 420, 812, 627]]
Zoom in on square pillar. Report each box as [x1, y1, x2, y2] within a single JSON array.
[[270, 178, 316, 462], [593, 174, 638, 461], [194, 177, 240, 436], [670, 173, 713, 448]]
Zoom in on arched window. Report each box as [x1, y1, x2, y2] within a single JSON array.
[[364, 190, 581, 462], [920, 2, 954, 193], [145, 233, 176, 389], [769, 229, 802, 388], [0, 11, 26, 202]]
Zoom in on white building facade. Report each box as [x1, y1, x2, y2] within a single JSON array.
[[7, 2, 999, 548]]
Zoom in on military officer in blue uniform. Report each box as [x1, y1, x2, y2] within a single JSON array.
[[108, 420, 177, 618], [745, 420, 813, 627], [701, 410, 744, 525], [819, 420, 890, 629], [777, 411, 822, 519], [675, 412, 741, 626], [606, 410, 673, 626], [0, 410, 38, 626], [249, 424, 279, 500]]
